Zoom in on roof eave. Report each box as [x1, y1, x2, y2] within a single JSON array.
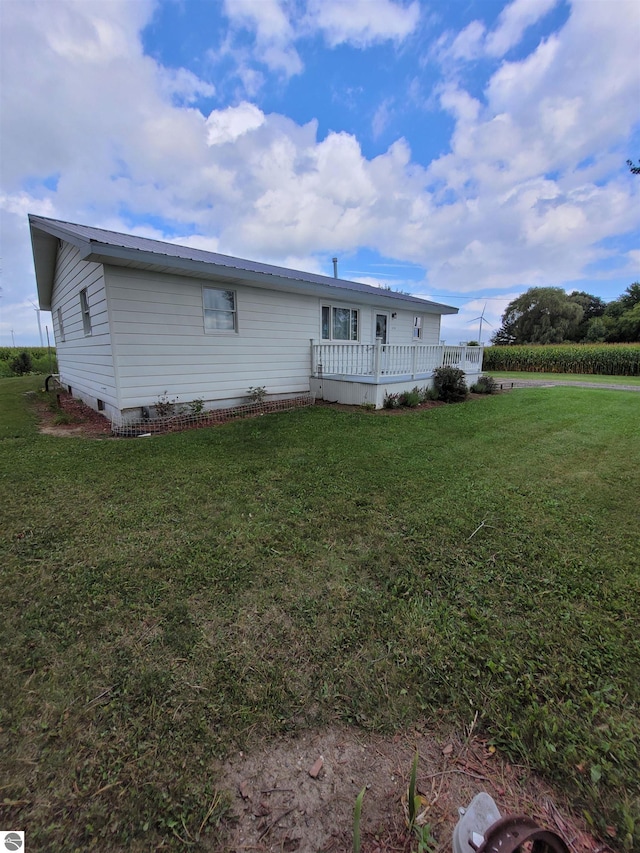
[[29, 224, 57, 310], [87, 243, 458, 314], [27, 214, 458, 315], [29, 217, 93, 310]]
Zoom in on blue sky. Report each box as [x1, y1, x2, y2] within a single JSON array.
[[1, 0, 639, 346]]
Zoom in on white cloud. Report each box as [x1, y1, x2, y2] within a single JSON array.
[[307, 0, 420, 48], [206, 102, 266, 145], [1, 0, 639, 347], [223, 0, 302, 75], [436, 0, 559, 65], [486, 0, 559, 57], [372, 98, 394, 139], [218, 0, 420, 90], [448, 21, 486, 61], [159, 67, 216, 104], [421, 0, 640, 292]]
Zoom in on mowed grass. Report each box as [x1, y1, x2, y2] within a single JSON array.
[[1, 377, 638, 851]]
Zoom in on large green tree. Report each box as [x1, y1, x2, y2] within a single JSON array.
[[603, 283, 640, 342], [491, 287, 584, 345], [568, 290, 606, 341], [492, 284, 640, 345]]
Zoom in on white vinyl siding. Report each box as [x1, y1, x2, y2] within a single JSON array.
[[394, 311, 440, 345], [49, 242, 118, 413], [104, 266, 446, 413], [106, 267, 320, 410], [48, 251, 445, 417]]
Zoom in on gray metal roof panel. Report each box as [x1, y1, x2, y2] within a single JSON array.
[[28, 215, 457, 313]]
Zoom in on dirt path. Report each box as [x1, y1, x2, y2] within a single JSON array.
[[213, 724, 610, 853]]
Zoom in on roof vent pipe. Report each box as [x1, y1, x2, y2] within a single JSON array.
[[332, 257, 338, 278]]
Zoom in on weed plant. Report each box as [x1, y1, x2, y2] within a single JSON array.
[[247, 385, 267, 403], [470, 375, 499, 394]]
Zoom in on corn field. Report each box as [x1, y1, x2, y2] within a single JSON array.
[[483, 343, 640, 376], [0, 347, 57, 377]]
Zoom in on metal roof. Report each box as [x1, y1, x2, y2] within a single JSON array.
[[29, 214, 457, 314]]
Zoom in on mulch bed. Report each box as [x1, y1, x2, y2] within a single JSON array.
[[36, 390, 114, 438], [35, 391, 500, 439]]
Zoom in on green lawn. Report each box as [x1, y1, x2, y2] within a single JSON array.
[[1, 377, 638, 851], [488, 370, 640, 386]]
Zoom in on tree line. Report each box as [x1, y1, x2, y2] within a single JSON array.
[[491, 283, 640, 345]]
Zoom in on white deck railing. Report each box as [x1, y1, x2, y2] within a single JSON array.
[[311, 341, 483, 380]]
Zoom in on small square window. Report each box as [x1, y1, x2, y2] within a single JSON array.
[[203, 287, 237, 332]]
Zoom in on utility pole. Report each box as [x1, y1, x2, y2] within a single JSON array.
[[11, 329, 15, 347]]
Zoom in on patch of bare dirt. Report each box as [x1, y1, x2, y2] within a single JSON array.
[[34, 390, 114, 438], [214, 725, 609, 853]]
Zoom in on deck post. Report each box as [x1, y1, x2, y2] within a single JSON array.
[[311, 339, 322, 377], [411, 345, 417, 379], [374, 338, 382, 379]]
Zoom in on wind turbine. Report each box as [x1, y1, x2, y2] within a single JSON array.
[[468, 303, 492, 344], [29, 299, 44, 347]]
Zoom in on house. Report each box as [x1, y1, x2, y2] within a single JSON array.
[[29, 214, 483, 420]]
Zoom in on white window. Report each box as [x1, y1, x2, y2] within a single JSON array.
[[203, 287, 237, 332], [321, 305, 359, 341], [57, 307, 65, 342], [80, 288, 92, 336], [413, 316, 423, 340]]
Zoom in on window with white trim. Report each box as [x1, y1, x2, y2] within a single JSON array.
[[321, 305, 359, 341], [413, 316, 423, 340], [203, 287, 237, 332], [80, 288, 92, 336], [57, 307, 65, 342]]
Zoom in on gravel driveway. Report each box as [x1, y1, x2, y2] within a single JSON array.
[[494, 378, 640, 392]]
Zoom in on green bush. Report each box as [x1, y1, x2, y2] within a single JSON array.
[[399, 389, 421, 408], [470, 374, 498, 394], [10, 352, 33, 375], [423, 386, 440, 401], [0, 347, 57, 375], [431, 366, 468, 402], [30, 354, 57, 374], [383, 392, 401, 409]]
